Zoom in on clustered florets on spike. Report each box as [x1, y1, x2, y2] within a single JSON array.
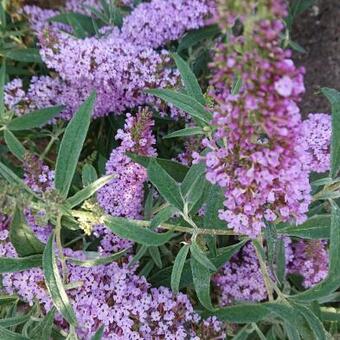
[[97, 109, 156, 218], [199, 0, 311, 237]]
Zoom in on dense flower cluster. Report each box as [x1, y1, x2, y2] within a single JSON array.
[[97, 109, 156, 218], [287, 239, 329, 288], [200, 0, 311, 237], [1, 220, 225, 339], [213, 243, 267, 305], [121, 0, 215, 49], [14, 0, 215, 120], [301, 113, 332, 173]]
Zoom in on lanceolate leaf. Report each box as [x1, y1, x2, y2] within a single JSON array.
[[127, 153, 188, 182], [171, 244, 190, 293], [190, 241, 217, 272], [7, 106, 63, 131], [0, 325, 29, 340], [4, 129, 25, 160], [4, 48, 42, 63], [277, 215, 331, 239], [0, 62, 5, 118], [0, 255, 42, 273], [172, 53, 205, 104], [150, 206, 177, 229], [55, 92, 96, 198], [66, 174, 114, 208], [91, 325, 104, 340], [103, 216, 174, 246], [148, 159, 183, 210], [81, 164, 98, 187], [321, 88, 340, 178], [29, 308, 56, 340], [0, 315, 30, 328], [146, 89, 212, 125], [9, 208, 45, 257], [0, 162, 39, 198], [190, 257, 214, 311], [163, 127, 204, 140], [67, 249, 129, 267], [292, 303, 327, 340], [43, 234, 77, 326], [149, 240, 246, 288]]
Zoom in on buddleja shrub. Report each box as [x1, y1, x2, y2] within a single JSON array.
[[0, 0, 339, 339]]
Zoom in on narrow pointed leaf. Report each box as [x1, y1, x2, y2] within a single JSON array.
[[66, 174, 114, 208], [0, 325, 29, 340], [0, 315, 30, 328], [163, 127, 204, 139], [55, 92, 96, 198], [150, 206, 177, 229], [43, 234, 77, 326], [172, 53, 205, 104], [148, 159, 183, 210], [4, 48, 42, 63], [91, 325, 104, 340], [9, 208, 45, 257], [4, 129, 25, 160], [190, 257, 214, 311], [0, 255, 42, 273], [146, 89, 212, 125], [321, 88, 340, 178], [171, 244, 189, 293], [190, 241, 217, 272], [0, 62, 5, 118], [149, 246, 162, 269], [7, 106, 63, 131], [29, 308, 56, 340], [103, 216, 174, 246], [68, 249, 128, 267], [81, 164, 98, 187]]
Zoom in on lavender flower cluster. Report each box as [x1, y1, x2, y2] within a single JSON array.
[[0, 215, 225, 339], [5, 0, 215, 120], [97, 109, 156, 218], [199, 0, 312, 237]]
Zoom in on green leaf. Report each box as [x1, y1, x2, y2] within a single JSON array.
[[81, 164, 98, 187], [171, 244, 189, 293], [321, 88, 340, 178], [150, 206, 177, 229], [205, 303, 269, 323], [9, 208, 45, 257], [7, 106, 63, 131], [149, 240, 246, 288], [146, 89, 212, 125], [55, 92, 96, 198], [0, 254, 42, 273], [177, 25, 220, 52], [292, 303, 327, 340], [172, 53, 205, 105], [103, 216, 174, 246], [190, 241, 217, 272], [163, 127, 204, 139], [29, 308, 56, 340], [0, 61, 5, 118], [0, 161, 39, 198], [147, 159, 183, 210], [190, 257, 214, 311], [0, 295, 18, 306], [127, 153, 188, 182], [0, 315, 30, 328], [4, 48, 42, 63], [276, 238, 286, 285], [66, 174, 114, 208], [0, 325, 29, 340], [277, 215, 331, 239], [291, 204, 340, 301], [91, 325, 104, 340], [231, 75, 242, 95], [4, 129, 25, 160], [67, 248, 129, 267], [149, 246, 162, 269], [43, 234, 77, 326]]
